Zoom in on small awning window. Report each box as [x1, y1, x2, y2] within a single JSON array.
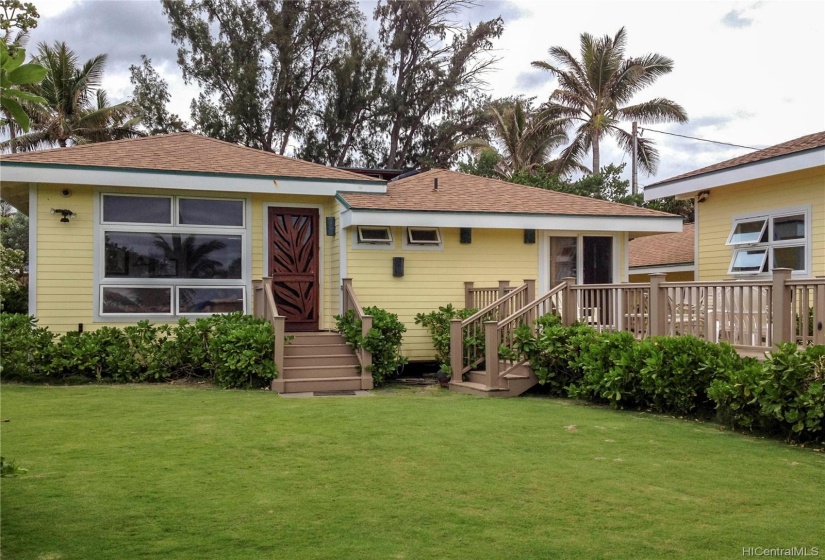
[[407, 227, 441, 245], [357, 226, 392, 244], [729, 248, 768, 274], [727, 218, 767, 245]]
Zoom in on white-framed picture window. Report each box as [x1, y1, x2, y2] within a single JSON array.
[[726, 207, 810, 276], [97, 193, 248, 318]]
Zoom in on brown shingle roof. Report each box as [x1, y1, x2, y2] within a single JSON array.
[[629, 223, 694, 268], [340, 169, 675, 218], [650, 131, 825, 187], [0, 132, 381, 182]]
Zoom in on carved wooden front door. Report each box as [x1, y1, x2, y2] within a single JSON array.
[[268, 207, 319, 332]]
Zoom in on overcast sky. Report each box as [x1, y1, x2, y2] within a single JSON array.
[[27, 0, 825, 188]]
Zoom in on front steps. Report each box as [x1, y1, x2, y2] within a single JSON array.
[[272, 331, 372, 394], [449, 362, 538, 397]]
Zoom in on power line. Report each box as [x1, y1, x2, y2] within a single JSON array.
[[640, 128, 760, 151]]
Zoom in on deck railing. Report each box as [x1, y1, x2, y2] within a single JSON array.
[[464, 280, 521, 310], [449, 270, 824, 392], [341, 278, 374, 390], [252, 278, 286, 392], [449, 280, 536, 380]]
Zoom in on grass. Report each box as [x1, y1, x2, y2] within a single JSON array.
[[1, 383, 823, 560]]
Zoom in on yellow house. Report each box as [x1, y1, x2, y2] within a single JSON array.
[[645, 131, 825, 280], [1, 132, 681, 391]]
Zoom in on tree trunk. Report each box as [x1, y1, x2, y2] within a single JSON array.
[[591, 130, 600, 173]]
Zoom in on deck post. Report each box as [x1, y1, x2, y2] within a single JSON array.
[[816, 278, 825, 346], [271, 315, 286, 393], [252, 279, 263, 317], [484, 321, 500, 390], [524, 279, 536, 303], [497, 280, 510, 318], [649, 273, 667, 337], [464, 282, 474, 309], [342, 278, 353, 313], [562, 277, 576, 326], [449, 319, 463, 383], [771, 268, 792, 345], [360, 315, 374, 390]]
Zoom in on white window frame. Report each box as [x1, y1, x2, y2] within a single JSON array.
[[729, 247, 769, 275], [95, 192, 251, 321], [101, 193, 173, 226], [726, 218, 767, 245], [406, 227, 441, 244], [356, 226, 393, 245], [402, 227, 443, 251], [175, 286, 246, 316], [727, 206, 811, 277]]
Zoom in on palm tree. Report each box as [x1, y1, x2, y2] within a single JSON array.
[[532, 27, 688, 175], [464, 98, 570, 179], [3, 41, 143, 151]]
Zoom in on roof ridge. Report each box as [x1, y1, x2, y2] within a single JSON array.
[[0, 131, 190, 159], [401, 167, 674, 217]]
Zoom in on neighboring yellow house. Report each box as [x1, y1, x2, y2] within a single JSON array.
[[1, 132, 681, 365], [645, 131, 825, 281]]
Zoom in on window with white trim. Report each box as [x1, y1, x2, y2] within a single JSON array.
[[726, 209, 809, 276], [357, 226, 392, 244], [99, 194, 247, 316], [406, 227, 441, 245]]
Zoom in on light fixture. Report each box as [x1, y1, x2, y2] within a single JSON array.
[[696, 190, 710, 203], [325, 216, 336, 236], [50, 208, 77, 222]]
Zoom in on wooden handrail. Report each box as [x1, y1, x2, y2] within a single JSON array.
[[252, 278, 285, 392], [341, 278, 374, 390], [449, 280, 536, 382]]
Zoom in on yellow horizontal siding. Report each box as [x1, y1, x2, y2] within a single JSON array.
[[697, 167, 825, 280], [346, 227, 539, 361]]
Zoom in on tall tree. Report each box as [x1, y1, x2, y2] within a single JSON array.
[[297, 32, 388, 167], [3, 41, 142, 151], [162, 0, 364, 154], [129, 55, 187, 135], [376, 0, 503, 168], [463, 97, 569, 179], [532, 27, 688, 175]]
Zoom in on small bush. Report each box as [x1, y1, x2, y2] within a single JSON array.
[[414, 304, 477, 375], [0, 314, 56, 381], [336, 307, 408, 385], [0, 313, 277, 389]]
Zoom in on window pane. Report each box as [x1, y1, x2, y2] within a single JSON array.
[[103, 195, 171, 224], [550, 237, 577, 283], [731, 249, 767, 273], [773, 215, 805, 241], [102, 287, 171, 314], [408, 228, 440, 243], [729, 219, 766, 244], [179, 198, 243, 226], [358, 227, 391, 243], [179, 288, 244, 314], [773, 246, 805, 271], [105, 232, 242, 279]]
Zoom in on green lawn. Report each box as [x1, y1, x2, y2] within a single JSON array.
[[1, 384, 823, 560]]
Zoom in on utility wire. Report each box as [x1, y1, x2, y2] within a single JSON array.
[[640, 127, 760, 151]]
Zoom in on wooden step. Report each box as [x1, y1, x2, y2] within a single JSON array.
[[448, 380, 508, 398], [285, 343, 353, 356], [281, 364, 360, 380], [288, 331, 346, 344], [284, 354, 359, 368], [276, 376, 364, 393]]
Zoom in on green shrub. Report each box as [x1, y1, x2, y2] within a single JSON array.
[[0, 313, 276, 389], [336, 307, 408, 385], [414, 304, 477, 375], [758, 344, 825, 443], [504, 314, 593, 395], [708, 359, 768, 431], [207, 313, 277, 388], [638, 336, 744, 415], [568, 330, 646, 408], [0, 314, 55, 380]]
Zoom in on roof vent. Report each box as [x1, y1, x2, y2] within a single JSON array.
[[433, 177, 439, 191]]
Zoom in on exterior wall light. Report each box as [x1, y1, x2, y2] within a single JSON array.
[[51, 208, 77, 222], [696, 190, 710, 203]]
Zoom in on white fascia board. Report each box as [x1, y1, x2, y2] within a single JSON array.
[[629, 264, 695, 275], [341, 209, 683, 233], [0, 165, 386, 196], [643, 148, 825, 201]]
